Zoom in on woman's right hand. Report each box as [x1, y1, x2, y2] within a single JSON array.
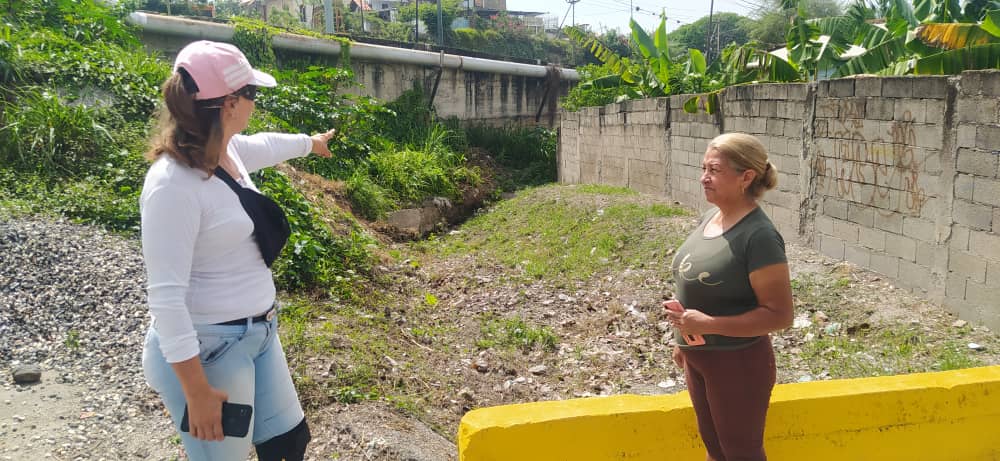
[[671, 345, 685, 369], [185, 385, 229, 441]]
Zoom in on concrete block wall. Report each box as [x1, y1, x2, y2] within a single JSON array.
[[558, 98, 669, 196], [947, 71, 1000, 327], [725, 83, 810, 239], [558, 72, 1000, 330], [811, 76, 951, 300], [667, 94, 720, 210]]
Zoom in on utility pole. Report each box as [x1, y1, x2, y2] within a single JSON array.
[[359, 0, 365, 35], [566, 0, 579, 27], [437, 0, 444, 45], [705, 0, 714, 62], [324, 0, 334, 33], [415, 0, 420, 42]]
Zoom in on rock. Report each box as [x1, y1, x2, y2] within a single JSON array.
[[968, 342, 985, 351], [12, 365, 42, 384], [952, 320, 968, 328], [792, 314, 812, 329], [472, 359, 489, 373], [528, 365, 547, 376], [813, 311, 828, 323]]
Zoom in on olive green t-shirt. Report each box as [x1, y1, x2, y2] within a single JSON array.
[[671, 207, 787, 350]]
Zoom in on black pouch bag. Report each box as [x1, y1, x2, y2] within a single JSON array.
[[214, 167, 290, 267]]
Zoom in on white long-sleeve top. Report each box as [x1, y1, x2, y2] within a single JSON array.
[[140, 133, 312, 363]]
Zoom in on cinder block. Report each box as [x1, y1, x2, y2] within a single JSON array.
[[847, 203, 875, 227], [965, 279, 995, 305], [859, 227, 887, 250], [912, 77, 949, 99], [946, 272, 968, 299], [924, 100, 946, 125], [883, 78, 914, 98], [829, 79, 855, 97], [820, 235, 846, 260], [915, 242, 937, 266], [823, 197, 849, 219], [987, 261, 1000, 287], [972, 176, 1000, 204], [914, 125, 944, 149], [949, 249, 987, 283], [846, 244, 871, 267], [958, 123, 976, 147], [870, 252, 901, 278], [866, 98, 895, 120], [787, 84, 808, 100], [876, 210, 904, 234], [955, 174, 975, 200], [969, 230, 1000, 262], [885, 234, 917, 261], [855, 78, 882, 97], [902, 217, 936, 242], [995, 208, 1000, 233], [979, 71, 1000, 96], [949, 224, 970, 250], [816, 215, 835, 235], [816, 99, 840, 118], [894, 98, 925, 123], [898, 260, 931, 292], [957, 97, 981, 123], [921, 148, 942, 175], [783, 120, 802, 138], [832, 218, 861, 243], [976, 125, 1000, 150]]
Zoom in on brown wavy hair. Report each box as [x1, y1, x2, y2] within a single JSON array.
[[145, 68, 229, 176]]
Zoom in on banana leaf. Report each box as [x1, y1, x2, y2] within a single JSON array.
[[915, 22, 1000, 49], [913, 42, 1000, 73]]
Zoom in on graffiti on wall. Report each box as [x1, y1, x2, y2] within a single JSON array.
[[814, 107, 929, 214]]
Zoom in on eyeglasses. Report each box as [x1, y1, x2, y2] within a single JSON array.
[[233, 85, 257, 101]]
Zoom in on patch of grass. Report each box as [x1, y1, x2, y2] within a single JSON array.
[[476, 315, 558, 352], [934, 342, 983, 371], [428, 185, 689, 281], [575, 184, 638, 195]]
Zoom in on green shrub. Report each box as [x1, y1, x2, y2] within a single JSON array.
[[0, 87, 114, 175], [346, 172, 396, 220], [254, 168, 378, 297], [461, 122, 556, 188]]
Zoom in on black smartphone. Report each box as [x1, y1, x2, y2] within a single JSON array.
[[180, 401, 253, 438]]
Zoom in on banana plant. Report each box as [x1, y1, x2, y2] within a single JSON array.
[[912, 9, 1000, 73], [564, 16, 685, 100]]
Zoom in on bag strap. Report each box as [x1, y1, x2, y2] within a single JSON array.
[[213, 167, 243, 193]]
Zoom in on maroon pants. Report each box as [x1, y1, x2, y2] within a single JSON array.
[[681, 336, 776, 461]]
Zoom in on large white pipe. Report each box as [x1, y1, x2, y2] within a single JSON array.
[[127, 12, 579, 81]]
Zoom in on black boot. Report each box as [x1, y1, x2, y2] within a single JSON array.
[[255, 418, 311, 461]]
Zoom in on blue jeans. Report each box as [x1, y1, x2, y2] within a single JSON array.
[[142, 314, 304, 461]]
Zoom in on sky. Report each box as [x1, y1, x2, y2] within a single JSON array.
[[504, 0, 760, 34]]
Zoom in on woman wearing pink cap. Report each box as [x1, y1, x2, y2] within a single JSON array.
[[139, 40, 335, 461], [663, 133, 794, 461]]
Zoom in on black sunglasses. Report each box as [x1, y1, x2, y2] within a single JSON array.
[[233, 85, 258, 101]]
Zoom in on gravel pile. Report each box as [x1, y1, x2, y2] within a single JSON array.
[[0, 216, 176, 460]]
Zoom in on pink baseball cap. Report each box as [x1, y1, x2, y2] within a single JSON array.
[[173, 40, 277, 100]]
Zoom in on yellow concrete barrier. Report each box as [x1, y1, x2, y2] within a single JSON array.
[[458, 366, 1000, 460]]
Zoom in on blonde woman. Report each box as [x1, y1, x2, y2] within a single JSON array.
[[663, 133, 794, 461]]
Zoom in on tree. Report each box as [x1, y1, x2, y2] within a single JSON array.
[[751, 0, 845, 48], [399, 0, 461, 44], [667, 12, 755, 59]]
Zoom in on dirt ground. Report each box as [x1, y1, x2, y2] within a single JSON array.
[[294, 185, 1000, 460], [4, 185, 998, 461]]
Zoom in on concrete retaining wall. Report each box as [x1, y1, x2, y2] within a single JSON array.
[[459, 366, 1000, 460], [558, 72, 1000, 330], [137, 30, 568, 125]]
